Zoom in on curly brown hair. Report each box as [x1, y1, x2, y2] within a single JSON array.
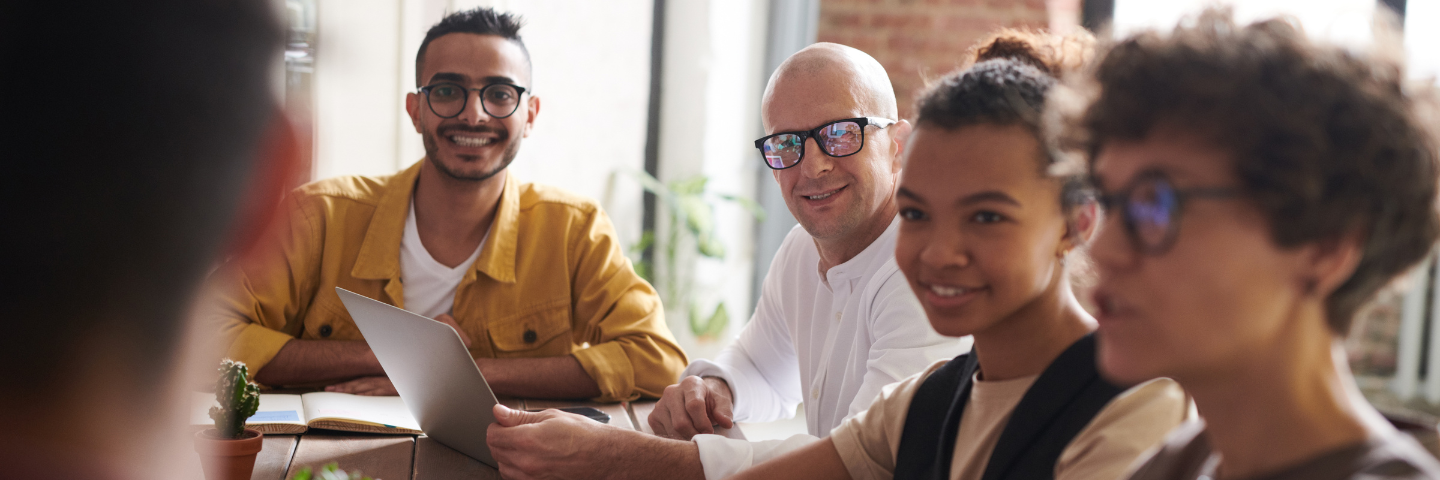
[[964, 28, 1095, 77], [1058, 9, 1440, 334]]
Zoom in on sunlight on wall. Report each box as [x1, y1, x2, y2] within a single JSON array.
[[1113, 0, 1376, 46], [1408, 0, 1440, 84]]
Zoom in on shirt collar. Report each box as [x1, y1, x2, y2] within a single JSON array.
[[350, 159, 519, 284], [474, 170, 519, 283], [351, 160, 422, 280]]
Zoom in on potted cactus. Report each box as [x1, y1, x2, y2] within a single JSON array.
[[194, 359, 264, 480]]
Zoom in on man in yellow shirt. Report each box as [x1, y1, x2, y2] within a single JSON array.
[[207, 7, 685, 402]]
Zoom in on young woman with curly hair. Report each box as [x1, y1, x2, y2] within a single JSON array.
[[1065, 9, 1440, 479]]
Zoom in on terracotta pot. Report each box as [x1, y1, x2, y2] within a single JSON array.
[[194, 428, 264, 480]]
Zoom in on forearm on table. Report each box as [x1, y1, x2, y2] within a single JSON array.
[[479, 355, 601, 399], [612, 430, 706, 480], [253, 340, 383, 386]]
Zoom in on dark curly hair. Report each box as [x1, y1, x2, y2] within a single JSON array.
[[415, 7, 529, 86], [963, 28, 1095, 77], [1060, 9, 1440, 333], [917, 30, 1095, 210]]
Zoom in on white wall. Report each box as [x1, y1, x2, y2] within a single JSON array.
[[1408, 0, 1440, 84], [656, 0, 770, 359], [313, 0, 408, 179], [1112, 0, 1377, 45]]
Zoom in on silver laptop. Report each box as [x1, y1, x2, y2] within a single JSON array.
[[335, 287, 499, 467]]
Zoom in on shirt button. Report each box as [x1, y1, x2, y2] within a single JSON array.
[[834, 312, 842, 321], [318, 324, 333, 338], [523, 329, 537, 343], [812, 387, 820, 399]]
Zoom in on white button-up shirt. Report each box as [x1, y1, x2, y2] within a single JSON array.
[[685, 219, 970, 479]]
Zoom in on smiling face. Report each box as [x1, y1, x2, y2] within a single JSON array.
[[895, 124, 1071, 337], [761, 57, 903, 242], [1089, 129, 1314, 385], [406, 33, 538, 182]]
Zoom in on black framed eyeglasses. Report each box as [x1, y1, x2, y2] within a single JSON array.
[[1097, 170, 1240, 255], [753, 116, 897, 170], [418, 82, 528, 119]]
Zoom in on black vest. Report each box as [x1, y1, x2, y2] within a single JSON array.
[[893, 333, 1122, 480]]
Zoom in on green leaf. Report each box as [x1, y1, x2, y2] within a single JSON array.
[[689, 302, 730, 338], [679, 196, 714, 237], [717, 194, 767, 222], [697, 233, 725, 258], [622, 169, 669, 197], [628, 230, 655, 254], [670, 176, 708, 195], [633, 259, 653, 283], [705, 302, 730, 337]]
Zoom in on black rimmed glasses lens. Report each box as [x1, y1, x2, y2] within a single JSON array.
[[754, 117, 896, 170], [419, 82, 527, 119], [1098, 171, 1239, 255]]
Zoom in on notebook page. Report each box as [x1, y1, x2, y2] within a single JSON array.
[[299, 392, 421, 430]]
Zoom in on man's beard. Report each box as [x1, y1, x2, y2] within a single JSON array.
[[422, 124, 523, 182]]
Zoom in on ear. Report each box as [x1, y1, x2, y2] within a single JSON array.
[[405, 92, 423, 133], [1299, 232, 1365, 298], [521, 95, 541, 139], [888, 119, 912, 173], [1060, 202, 1099, 255], [226, 111, 302, 260]]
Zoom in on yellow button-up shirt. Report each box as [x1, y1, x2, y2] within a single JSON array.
[[210, 160, 686, 402]]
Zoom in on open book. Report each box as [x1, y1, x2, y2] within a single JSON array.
[[192, 391, 422, 435]]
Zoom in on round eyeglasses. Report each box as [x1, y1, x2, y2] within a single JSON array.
[[753, 117, 897, 170], [1097, 170, 1240, 255], [418, 82, 528, 119]]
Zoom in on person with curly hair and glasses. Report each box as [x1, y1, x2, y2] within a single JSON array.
[[1056, 8, 1440, 479]]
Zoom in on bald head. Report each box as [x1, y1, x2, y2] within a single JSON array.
[[762, 43, 898, 132]]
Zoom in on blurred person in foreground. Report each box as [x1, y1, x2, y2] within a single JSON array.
[[0, 0, 291, 478], [204, 7, 686, 401], [730, 30, 1187, 480], [1065, 9, 1440, 479], [482, 42, 966, 479]]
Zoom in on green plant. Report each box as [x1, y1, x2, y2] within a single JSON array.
[[293, 463, 373, 480], [625, 170, 765, 340], [208, 359, 261, 439]]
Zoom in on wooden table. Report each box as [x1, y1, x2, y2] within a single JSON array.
[[238, 399, 740, 479]]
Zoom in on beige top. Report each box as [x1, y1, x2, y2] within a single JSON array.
[[1125, 420, 1440, 480], [830, 359, 1190, 480]]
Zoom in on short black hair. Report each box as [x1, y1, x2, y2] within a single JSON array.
[[916, 58, 1092, 210], [916, 59, 1054, 132], [0, 0, 281, 395], [415, 7, 530, 86]]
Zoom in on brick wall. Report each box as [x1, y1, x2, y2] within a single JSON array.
[[817, 0, 1051, 119]]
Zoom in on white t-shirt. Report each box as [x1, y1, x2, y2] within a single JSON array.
[[398, 199, 487, 318], [685, 219, 970, 479]]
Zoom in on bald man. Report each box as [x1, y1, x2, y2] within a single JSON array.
[[485, 43, 966, 480]]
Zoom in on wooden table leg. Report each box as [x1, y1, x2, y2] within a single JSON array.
[[252, 434, 299, 480]]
